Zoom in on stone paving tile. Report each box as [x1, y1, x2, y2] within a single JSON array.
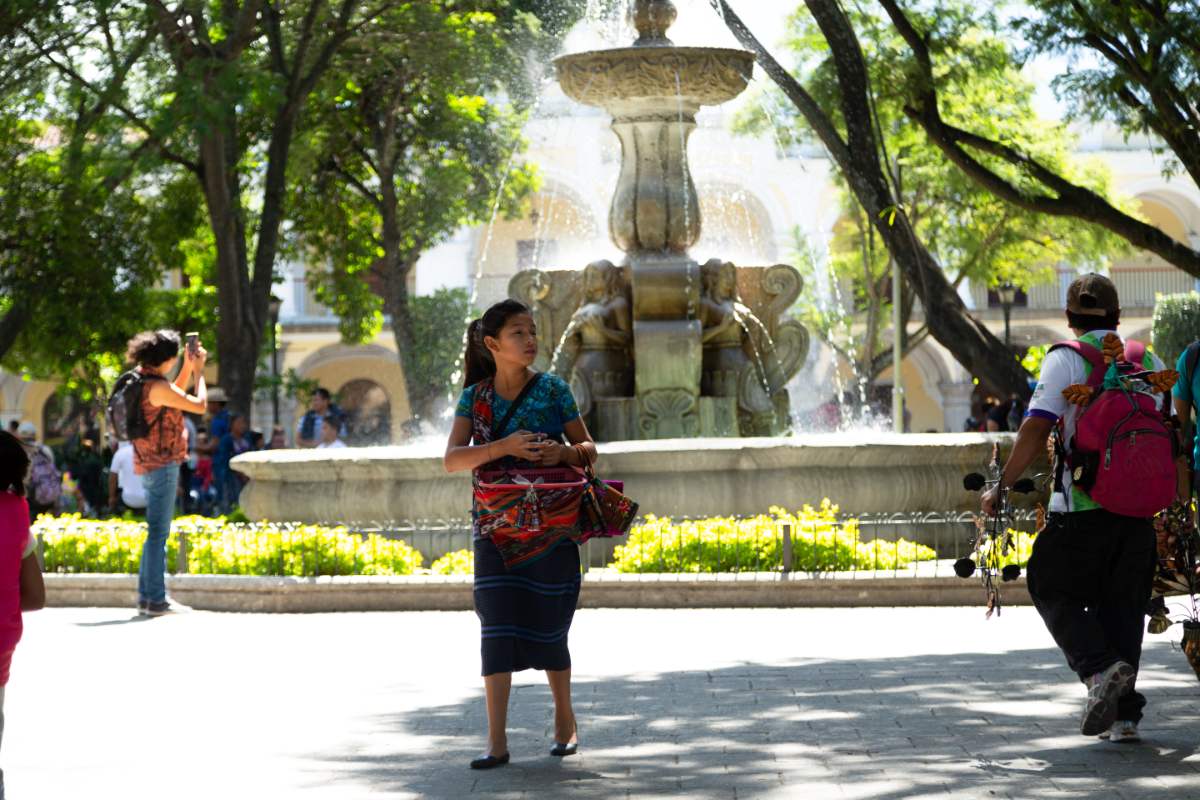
[[3, 606, 1200, 798]]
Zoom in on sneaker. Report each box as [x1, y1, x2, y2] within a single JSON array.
[[1102, 720, 1141, 743], [145, 600, 175, 617], [1081, 661, 1136, 736], [137, 600, 149, 615]]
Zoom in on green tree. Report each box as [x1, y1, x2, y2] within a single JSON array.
[[0, 4, 207, 398], [717, 0, 1035, 398], [876, 0, 1200, 277], [408, 288, 474, 426], [741, 4, 1126, 395], [292, 1, 577, 424], [14, 0, 419, 417]]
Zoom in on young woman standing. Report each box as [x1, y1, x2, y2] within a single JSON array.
[[125, 330, 209, 616], [444, 300, 597, 770]]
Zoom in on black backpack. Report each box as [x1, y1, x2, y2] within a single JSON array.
[[107, 370, 165, 441]]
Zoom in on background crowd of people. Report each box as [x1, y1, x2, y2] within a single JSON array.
[[5, 384, 347, 522]]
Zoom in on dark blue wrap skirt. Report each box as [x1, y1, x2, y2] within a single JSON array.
[[473, 536, 581, 676]]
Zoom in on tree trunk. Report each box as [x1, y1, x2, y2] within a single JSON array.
[[717, 0, 1031, 399], [0, 302, 31, 362], [377, 168, 426, 428], [198, 125, 260, 416]]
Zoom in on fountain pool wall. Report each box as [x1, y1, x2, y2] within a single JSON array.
[[233, 433, 1034, 525]]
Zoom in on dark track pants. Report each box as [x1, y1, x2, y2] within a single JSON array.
[[1027, 509, 1157, 723]]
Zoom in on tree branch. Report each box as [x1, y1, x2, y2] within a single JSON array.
[[878, 0, 1200, 278], [20, 25, 201, 174], [713, 0, 853, 166]]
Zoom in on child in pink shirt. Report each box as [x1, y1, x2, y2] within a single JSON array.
[[0, 431, 46, 798]]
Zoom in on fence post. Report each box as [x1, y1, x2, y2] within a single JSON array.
[[781, 523, 792, 575], [176, 530, 189, 575]]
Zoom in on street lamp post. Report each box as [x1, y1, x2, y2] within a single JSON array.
[[997, 281, 1017, 350], [268, 294, 282, 425]]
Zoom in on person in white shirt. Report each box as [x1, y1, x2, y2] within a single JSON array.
[[979, 273, 1167, 744], [108, 441, 147, 513], [315, 415, 347, 449]]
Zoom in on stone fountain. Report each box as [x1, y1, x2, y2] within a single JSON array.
[[511, 0, 810, 440], [232, 1, 1026, 536]]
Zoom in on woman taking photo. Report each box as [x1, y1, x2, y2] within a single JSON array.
[[444, 299, 597, 770], [125, 330, 208, 616]]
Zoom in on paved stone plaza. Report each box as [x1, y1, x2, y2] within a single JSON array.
[[4, 606, 1199, 798]]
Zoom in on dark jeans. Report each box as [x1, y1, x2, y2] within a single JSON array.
[[1027, 509, 1157, 723]]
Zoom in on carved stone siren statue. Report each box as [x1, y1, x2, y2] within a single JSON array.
[[551, 260, 633, 417], [699, 259, 749, 399], [699, 258, 783, 434]]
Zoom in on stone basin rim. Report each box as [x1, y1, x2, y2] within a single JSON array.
[[552, 45, 756, 65], [232, 433, 1015, 471]]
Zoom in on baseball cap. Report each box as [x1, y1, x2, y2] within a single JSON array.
[[207, 386, 228, 403], [1066, 273, 1120, 316], [16, 421, 36, 441]]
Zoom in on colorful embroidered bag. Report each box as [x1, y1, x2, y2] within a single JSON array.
[[469, 376, 637, 568]]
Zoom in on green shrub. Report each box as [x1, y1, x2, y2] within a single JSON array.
[[34, 514, 423, 577], [430, 548, 474, 576], [1152, 291, 1200, 367], [611, 501, 937, 573]]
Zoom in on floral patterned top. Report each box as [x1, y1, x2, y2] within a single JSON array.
[[455, 372, 580, 441]]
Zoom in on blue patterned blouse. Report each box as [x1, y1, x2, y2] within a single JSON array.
[[455, 373, 581, 441]]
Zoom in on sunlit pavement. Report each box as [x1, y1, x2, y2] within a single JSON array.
[[5, 605, 1199, 799]]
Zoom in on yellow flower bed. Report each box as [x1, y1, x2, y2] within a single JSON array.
[[430, 548, 474, 575], [611, 501, 937, 573], [33, 514, 423, 577]]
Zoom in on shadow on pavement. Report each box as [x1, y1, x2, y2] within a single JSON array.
[[318, 644, 1200, 799], [73, 614, 153, 627]]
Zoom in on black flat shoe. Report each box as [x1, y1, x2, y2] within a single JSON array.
[[549, 741, 578, 757], [470, 752, 510, 770]]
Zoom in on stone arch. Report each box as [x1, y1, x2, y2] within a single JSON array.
[[1107, 187, 1200, 307], [296, 343, 411, 442], [21, 382, 59, 439], [1122, 183, 1200, 236], [693, 181, 778, 262]]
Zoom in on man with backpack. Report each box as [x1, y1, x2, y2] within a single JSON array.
[[981, 274, 1175, 744], [17, 422, 60, 521]]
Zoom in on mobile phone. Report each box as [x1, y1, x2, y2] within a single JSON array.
[[185, 332, 199, 357]]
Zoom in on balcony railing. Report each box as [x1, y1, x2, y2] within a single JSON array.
[[969, 267, 1197, 313], [1110, 267, 1197, 309]]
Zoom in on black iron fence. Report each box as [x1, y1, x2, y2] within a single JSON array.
[[34, 509, 1042, 581]]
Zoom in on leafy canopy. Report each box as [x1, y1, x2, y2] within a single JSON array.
[[738, 2, 1128, 383]]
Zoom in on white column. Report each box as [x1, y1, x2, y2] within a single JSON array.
[[939, 381, 977, 433]]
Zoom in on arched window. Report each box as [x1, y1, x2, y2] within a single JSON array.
[[338, 380, 391, 446]]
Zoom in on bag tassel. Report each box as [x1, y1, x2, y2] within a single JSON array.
[[515, 483, 542, 531]]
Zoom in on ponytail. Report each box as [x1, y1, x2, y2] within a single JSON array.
[[463, 319, 494, 387], [462, 299, 532, 387]]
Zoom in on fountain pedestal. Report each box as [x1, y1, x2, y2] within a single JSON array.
[[548, 1, 771, 439]]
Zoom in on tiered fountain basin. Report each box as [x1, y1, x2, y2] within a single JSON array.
[[233, 433, 1019, 525]]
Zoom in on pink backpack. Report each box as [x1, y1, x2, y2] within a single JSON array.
[[1051, 339, 1176, 518]]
